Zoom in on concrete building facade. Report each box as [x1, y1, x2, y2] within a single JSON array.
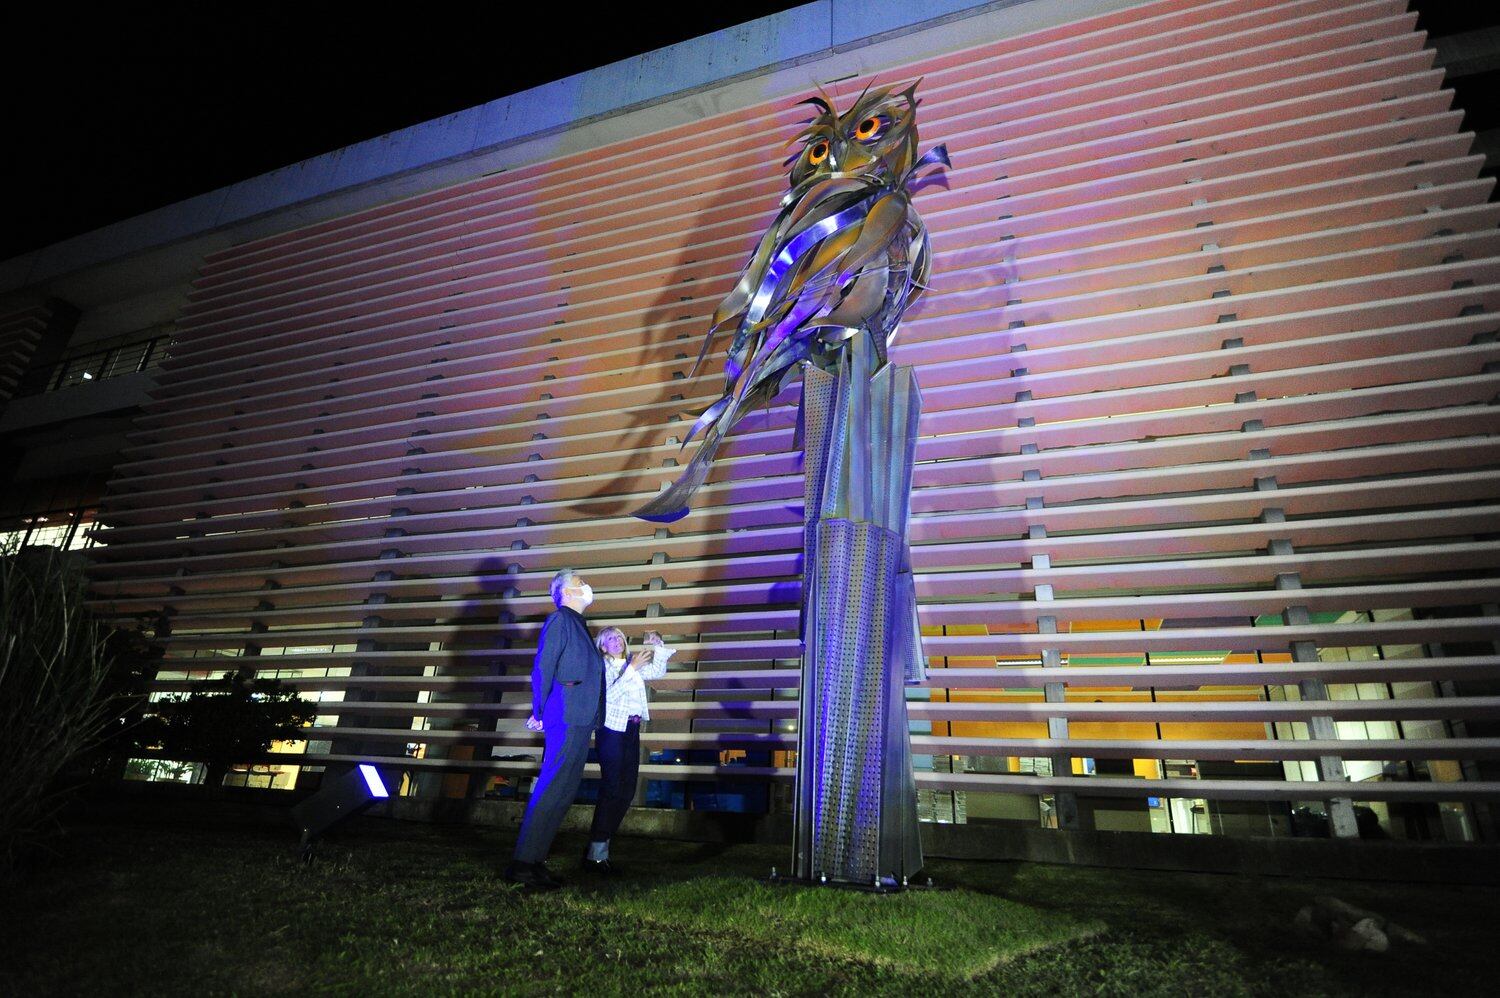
[[4, 0, 1500, 853]]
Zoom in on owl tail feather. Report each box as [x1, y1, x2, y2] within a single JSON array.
[[632, 422, 727, 523], [632, 372, 792, 523]]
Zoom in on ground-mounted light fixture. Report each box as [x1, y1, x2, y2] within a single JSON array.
[[290, 763, 390, 862]]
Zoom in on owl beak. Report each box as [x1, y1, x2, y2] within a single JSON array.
[[829, 138, 848, 171]]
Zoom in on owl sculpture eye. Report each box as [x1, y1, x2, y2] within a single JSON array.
[[853, 115, 888, 141], [809, 140, 830, 165]]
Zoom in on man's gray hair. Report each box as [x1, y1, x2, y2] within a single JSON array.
[[550, 568, 576, 607]]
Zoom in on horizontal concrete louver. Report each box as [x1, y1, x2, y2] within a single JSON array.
[[0, 303, 52, 406], [89, 0, 1500, 818]]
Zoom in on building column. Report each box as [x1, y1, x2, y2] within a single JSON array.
[[1262, 505, 1359, 839]]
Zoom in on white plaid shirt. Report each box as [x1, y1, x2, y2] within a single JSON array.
[[602, 646, 669, 732]]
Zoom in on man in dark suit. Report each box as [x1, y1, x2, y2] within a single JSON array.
[[505, 568, 640, 889]]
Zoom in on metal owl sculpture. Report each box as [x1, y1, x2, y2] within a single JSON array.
[[635, 80, 949, 889], [633, 79, 949, 524]]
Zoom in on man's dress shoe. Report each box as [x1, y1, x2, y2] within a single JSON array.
[[503, 861, 560, 890]]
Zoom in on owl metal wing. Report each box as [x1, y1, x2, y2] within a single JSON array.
[[632, 83, 949, 523]]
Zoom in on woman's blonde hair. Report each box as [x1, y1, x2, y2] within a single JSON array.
[[595, 626, 627, 656]]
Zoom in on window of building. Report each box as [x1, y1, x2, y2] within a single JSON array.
[[16, 327, 173, 396]]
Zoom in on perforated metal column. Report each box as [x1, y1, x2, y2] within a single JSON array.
[[794, 348, 925, 886]]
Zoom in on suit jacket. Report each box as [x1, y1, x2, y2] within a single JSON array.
[[531, 606, 604, 728]]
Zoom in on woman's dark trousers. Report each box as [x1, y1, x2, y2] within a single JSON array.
[[589, 720, 641, 844]]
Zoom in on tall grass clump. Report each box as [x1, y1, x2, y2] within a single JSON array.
[[0, 548, 119, 866]]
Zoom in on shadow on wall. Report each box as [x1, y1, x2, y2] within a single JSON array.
[[569, 171, 782, 518], [384, 553, 544, 811]]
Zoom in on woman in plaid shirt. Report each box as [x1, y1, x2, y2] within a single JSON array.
[[583, 626, 671, 873]]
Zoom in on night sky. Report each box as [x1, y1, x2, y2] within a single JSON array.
[[0, 5, 801, 262], [3, 3, 1493, 263]]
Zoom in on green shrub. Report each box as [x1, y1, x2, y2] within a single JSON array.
[[136, 667, 318, 790]]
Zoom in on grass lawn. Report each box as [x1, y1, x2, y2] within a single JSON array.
[[2, 810, 1495, 996]]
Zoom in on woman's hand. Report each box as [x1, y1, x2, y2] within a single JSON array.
[[627, 650, 653, 670]]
